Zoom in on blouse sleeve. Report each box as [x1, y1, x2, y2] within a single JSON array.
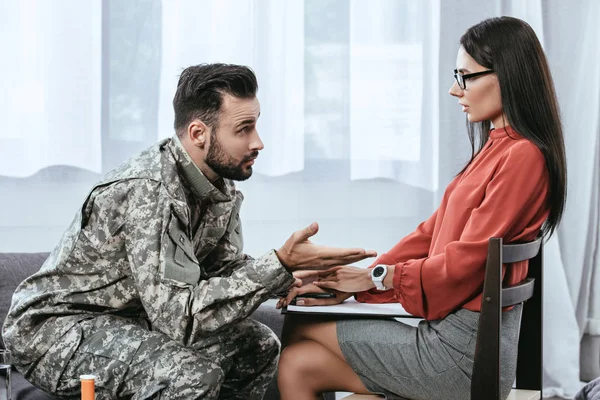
[[355, 209, 438, 303]]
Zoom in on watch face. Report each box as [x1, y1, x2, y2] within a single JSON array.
[[373, 266, 385, 278]]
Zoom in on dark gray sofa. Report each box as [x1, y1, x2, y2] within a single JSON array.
[[0, 252, 290, 400], [0, 253, 57, 399]]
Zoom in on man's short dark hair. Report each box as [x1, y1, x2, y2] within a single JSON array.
[[173, 63, 258, 136]]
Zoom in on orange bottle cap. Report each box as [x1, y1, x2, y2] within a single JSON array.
[[80, 375, 95, 400]]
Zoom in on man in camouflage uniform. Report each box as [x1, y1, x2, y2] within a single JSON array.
[[2, 64, 375, 399]]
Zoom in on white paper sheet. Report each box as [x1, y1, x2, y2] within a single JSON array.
[[283, 298, 415, 318]]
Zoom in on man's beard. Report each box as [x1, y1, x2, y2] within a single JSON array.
[[205, 133, 258, 181]]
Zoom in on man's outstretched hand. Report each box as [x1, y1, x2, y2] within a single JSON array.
[[275, 222, 377, 271]]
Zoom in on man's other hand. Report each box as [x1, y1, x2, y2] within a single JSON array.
[[276, 282, 352, 309], [275, 222, 376, 271]]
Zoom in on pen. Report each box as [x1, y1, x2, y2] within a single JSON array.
[[290, 292, 336, 305]]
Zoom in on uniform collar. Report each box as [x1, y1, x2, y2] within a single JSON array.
[[169, 135, 232, 203]]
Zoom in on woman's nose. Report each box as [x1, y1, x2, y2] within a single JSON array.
[[449, 80, 463, 97]]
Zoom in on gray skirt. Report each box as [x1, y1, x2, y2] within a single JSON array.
[[337, 304, 522, 400]]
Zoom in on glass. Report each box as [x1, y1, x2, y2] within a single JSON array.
[[0, 350, 11, 400], [453, 69, 494, 89]]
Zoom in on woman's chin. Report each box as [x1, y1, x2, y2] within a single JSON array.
[[466, 113, 484, 123]]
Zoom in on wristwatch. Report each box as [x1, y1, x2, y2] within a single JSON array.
[[371, 264, 388, 290]]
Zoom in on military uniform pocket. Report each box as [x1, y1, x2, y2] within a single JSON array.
[[226, 215, 243, 254], [225, 196, 244, 254], [59, 330, 142, 398], [163, 216, 201, 286], [28, 322, 83, 393]]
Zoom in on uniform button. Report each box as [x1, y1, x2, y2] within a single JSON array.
[[179, 235, 185, 244]]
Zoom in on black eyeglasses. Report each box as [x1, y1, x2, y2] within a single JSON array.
[[453, 69, 494, 89]]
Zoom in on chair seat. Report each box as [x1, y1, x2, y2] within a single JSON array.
[[507, 389, 541, 400], [340, 389, 540, 400]]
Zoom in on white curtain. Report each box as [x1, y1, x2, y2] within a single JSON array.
[[542, 0, 600, 395], [0, 0, 102, 178], [0, 1, 598, 397], [501, 1, 585, 397], [157, 0, 305, 176], [349, 0, 440, 191]]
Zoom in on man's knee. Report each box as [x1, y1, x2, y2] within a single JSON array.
[[243, 319, 281, 356], [223, 319, 280, 377], [163, 359, 225, 399], [259, 327, 281, 360]]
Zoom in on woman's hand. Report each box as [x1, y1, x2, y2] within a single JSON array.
[[312, 265, 375, 293]]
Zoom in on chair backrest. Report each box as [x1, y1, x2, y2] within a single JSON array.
[[471, 236, 543, 400]]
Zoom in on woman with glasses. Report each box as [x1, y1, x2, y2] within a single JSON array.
[[276, 16, 567, 400]]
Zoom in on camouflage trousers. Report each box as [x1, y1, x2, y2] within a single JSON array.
[[33, 315, 280, 399]]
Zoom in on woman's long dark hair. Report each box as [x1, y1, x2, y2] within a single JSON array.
[[459, 16, 567, 238]]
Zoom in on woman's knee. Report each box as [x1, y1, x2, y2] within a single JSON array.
[[278, 344, 307, 387], [278, 341, 325, 385]]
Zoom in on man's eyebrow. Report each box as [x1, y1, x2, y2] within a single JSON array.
[[236, 118, 256, 127], [236, 112, 260, 127], [457, 68, 471, 74]]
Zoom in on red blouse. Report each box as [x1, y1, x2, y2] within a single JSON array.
[[356, 126, 550, 320]]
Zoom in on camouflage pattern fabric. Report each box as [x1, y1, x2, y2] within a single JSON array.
[[2, 135, 295, 397], [42, 315, 280, 400]]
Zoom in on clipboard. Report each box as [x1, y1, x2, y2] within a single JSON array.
[[281, 297, 419, 318]]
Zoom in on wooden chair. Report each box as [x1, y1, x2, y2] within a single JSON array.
[[340, 236, 544, 400], [471, 236, 544, 400]]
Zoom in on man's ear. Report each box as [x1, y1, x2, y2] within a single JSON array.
[[186, 119, 209, 149]]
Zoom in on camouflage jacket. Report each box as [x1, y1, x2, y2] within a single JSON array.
[[3, 135, 295, 371]]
